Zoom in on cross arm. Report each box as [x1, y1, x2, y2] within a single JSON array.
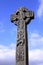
[[10, 13, 19, 26], [25, 11, 34, 24]]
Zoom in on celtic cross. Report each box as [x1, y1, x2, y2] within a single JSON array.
[[10, 7, 34, 65]]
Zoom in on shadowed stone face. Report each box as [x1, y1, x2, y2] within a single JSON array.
[[10, 7, 34, 65]]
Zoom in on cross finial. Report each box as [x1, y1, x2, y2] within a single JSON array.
[[10, 7, 34, 25]]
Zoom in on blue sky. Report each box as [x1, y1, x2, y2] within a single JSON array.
[[0, 0, 43, 65]]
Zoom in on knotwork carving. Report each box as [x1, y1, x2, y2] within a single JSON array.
[[16, 40, 25, 61]]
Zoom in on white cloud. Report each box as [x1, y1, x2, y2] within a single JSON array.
[[0, 43, 16, 65], [29, 32, 43, 47], [29, 32, 43, 65], [29, 49, 43, 65], [29, 49, 43, 61], [10, 43, 16, 49], [37, 0, 43, 18]]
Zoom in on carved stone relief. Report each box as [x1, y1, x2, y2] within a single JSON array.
[[16, 41, 24, 62]]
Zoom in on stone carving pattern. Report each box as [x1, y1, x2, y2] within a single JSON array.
[[16, 41, 24, 62]]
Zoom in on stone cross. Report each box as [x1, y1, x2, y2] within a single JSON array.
[[10, 7, 34, 65]]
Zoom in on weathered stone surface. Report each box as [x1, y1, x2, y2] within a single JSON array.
[[10, 7, 34, 65]]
